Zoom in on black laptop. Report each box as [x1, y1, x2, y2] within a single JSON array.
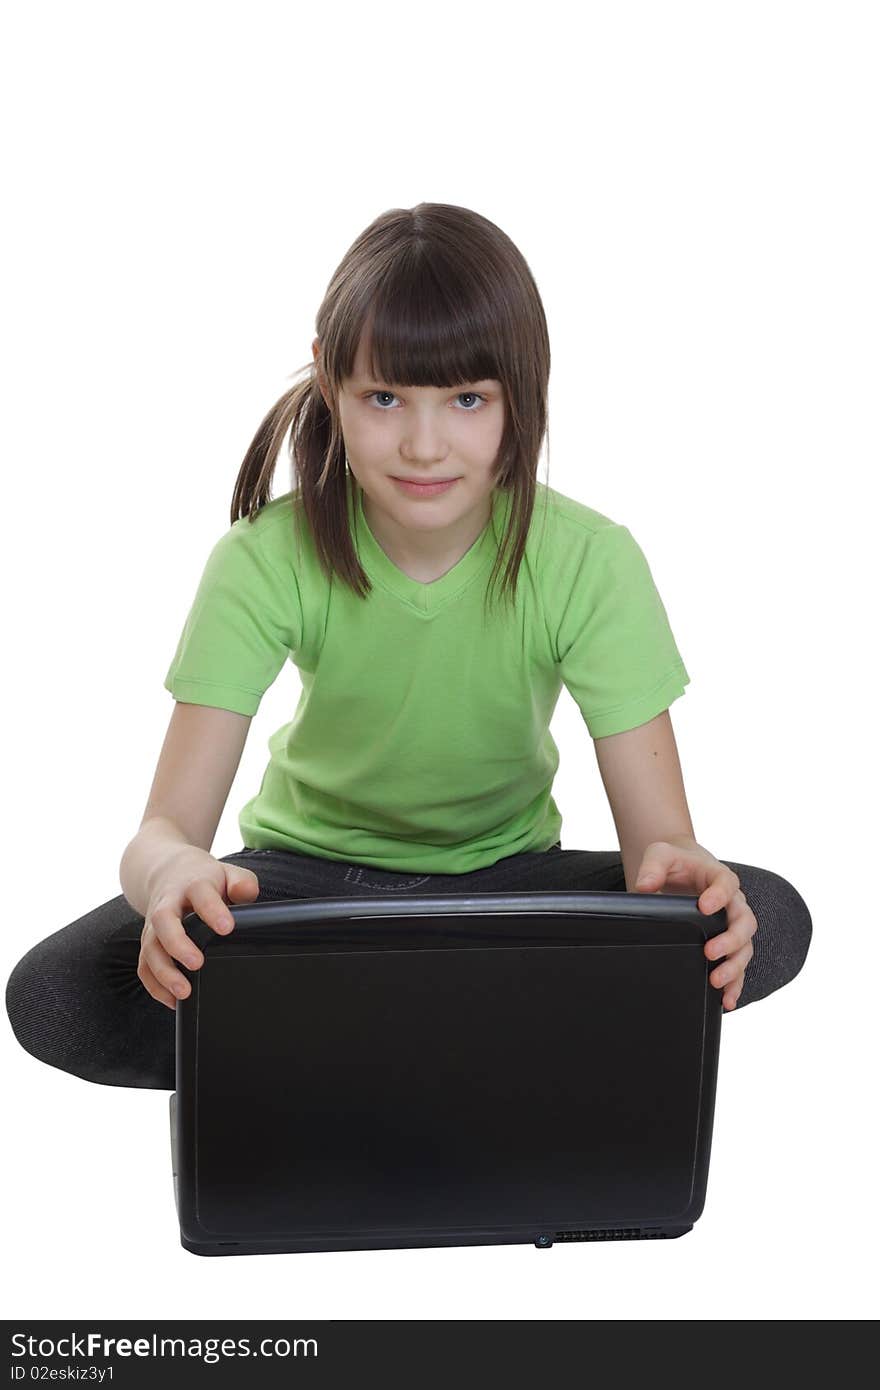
[[169, 890, 725, 1257]]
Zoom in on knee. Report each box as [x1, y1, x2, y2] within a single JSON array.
[[5, 939, 53, 1066], [5, 931, 105, 1084], [786, 878, 813, 979], [727, 861, 813, 1001], [768, 868, 812, 968], [6, 938, 41, 1026]]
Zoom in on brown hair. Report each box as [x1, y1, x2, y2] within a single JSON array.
[[230, 202, 551, 618]]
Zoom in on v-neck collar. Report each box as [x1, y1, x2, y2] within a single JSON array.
[[349, 479, 510, 615]]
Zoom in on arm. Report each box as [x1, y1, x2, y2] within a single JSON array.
[[594, 708, 756, 1009], [119, 701, 253, 914], [592, 709, 701, 892]]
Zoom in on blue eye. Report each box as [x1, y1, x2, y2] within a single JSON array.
[[366, 390, 487, 411]]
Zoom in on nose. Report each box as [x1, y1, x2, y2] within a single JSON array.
[[400, 410, 451, 465]]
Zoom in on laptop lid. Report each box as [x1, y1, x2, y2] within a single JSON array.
[[171, 891, 725, 1255]]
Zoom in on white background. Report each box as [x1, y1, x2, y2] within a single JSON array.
[[2, 0, 876, 1323]]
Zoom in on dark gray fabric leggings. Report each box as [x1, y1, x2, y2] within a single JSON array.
[[5, 843, 812, 1091]]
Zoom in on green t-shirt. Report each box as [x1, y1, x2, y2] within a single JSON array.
[[163, 480, 689, 873]]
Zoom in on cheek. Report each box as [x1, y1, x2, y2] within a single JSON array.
[[477, 404, 505, 446], [343, 417, 387, 459], [474, 425, 505, 468], [457, 412, 502, 455]]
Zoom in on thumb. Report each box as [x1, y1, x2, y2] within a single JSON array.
[[635, 866, 661, 889]]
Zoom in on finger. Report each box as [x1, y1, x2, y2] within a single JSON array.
[[640, 846, 730, 899], [186, 880, 237, 936], [141, 937, 193, 1001], [154, 877, 234, 957], [698, 868, 740, 915], [137, 952, 182, 1011], [635, 867, 663, 887], [637, 839, 694, 885], [150, 904, 206, 968], [705, 898, 756, 958], [634, 845, 676, 890], [227, 868, 260, 899], [709, 942, 753, 989]]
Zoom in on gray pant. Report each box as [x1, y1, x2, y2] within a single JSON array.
[[5, 843, 812, 1090]]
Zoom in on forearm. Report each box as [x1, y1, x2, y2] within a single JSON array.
[[118, 816, 193, 917]]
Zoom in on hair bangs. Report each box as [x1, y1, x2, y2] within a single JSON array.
[[329, 249, 505, 393]]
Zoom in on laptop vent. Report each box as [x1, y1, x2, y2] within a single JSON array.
[[554, 1227, 671, 1242]]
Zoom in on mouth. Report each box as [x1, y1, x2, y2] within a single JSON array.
[[391, 476, 461, 496]]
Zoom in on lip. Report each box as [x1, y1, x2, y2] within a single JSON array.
[[391, 476, 460, 497]]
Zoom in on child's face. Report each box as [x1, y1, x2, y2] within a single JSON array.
[[313, 337, 506, 539]]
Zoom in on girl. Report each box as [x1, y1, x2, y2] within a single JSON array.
[[6, 202, 812, 1091]]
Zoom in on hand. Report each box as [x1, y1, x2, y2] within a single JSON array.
[[138, 848, 261, 1011], [633, 840, 757, 1011]]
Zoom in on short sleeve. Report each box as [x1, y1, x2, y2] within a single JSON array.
[[163, 519, 302, 716], [557, 523, 690, 739]]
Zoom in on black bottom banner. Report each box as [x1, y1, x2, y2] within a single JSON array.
[[2, 1319, 859, 1387]]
